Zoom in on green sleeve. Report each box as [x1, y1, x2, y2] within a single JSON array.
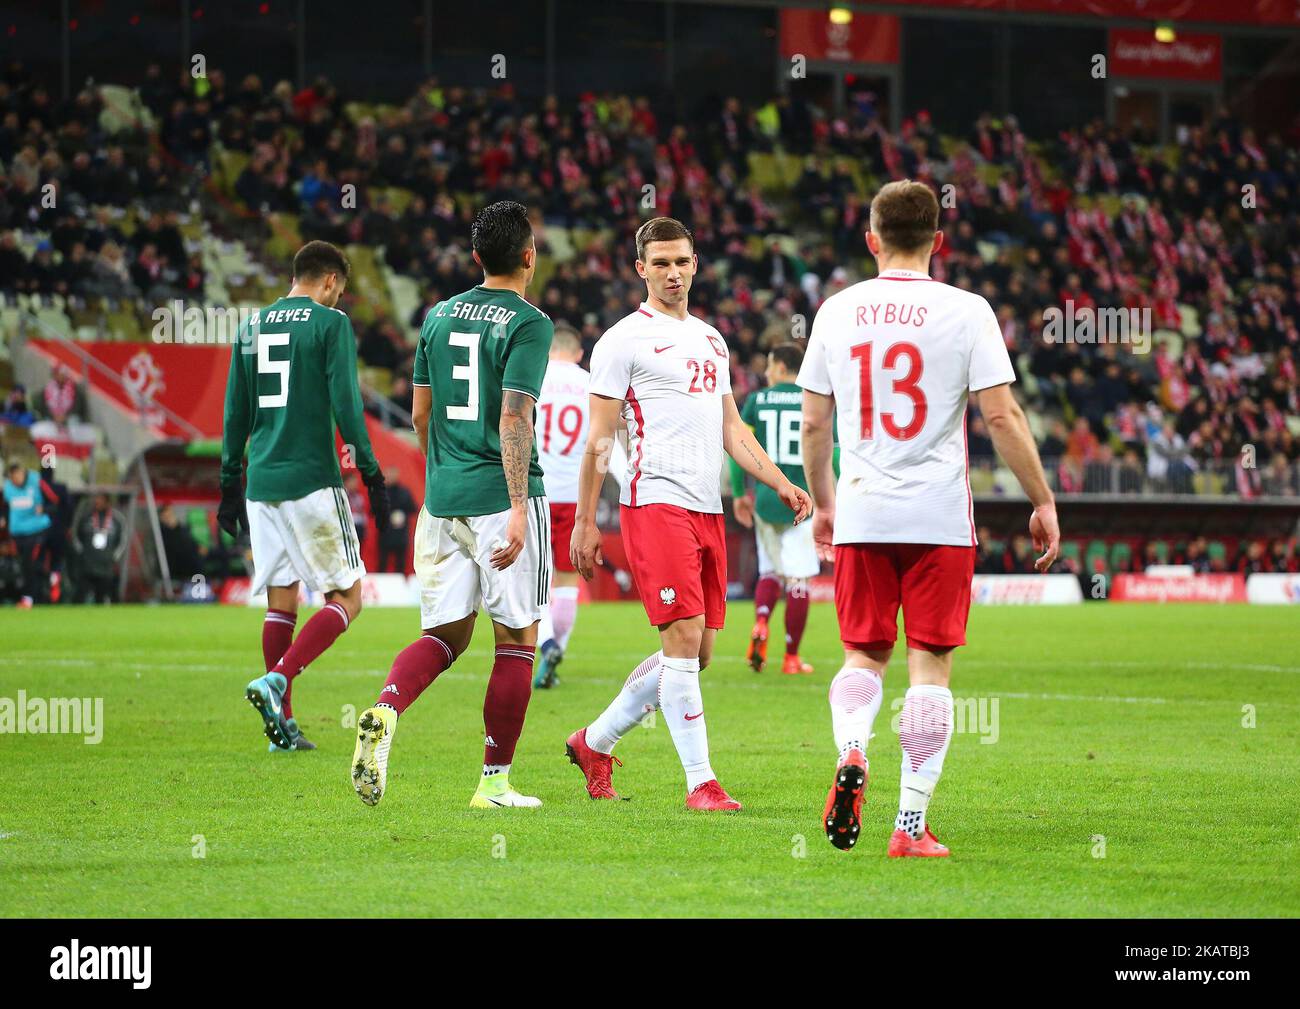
[[412, 310, 434, 387], [740, 393, 756, 426], [326, 313, 380, 480], [832, 443, 841, 479], [502, 315, 553, 399], [220, 341, 251, 487]]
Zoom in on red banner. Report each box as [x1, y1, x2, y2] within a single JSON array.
[[1111, 573, 1247, 603], [1109, 29, 1222, 82], [866, 0, 1295, 28], [780, 9, 900, 65]]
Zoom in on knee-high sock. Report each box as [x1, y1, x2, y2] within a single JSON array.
[[896, 684, 954, 839], [483, 644, 535, 770], [537, 605, 554, 648], [754, 575, 782, 620], [263, 608, 297, 715], [272, 601, 349, 714], [587, 651, 661, 754], [549, 585, 579, 649], [658, 655, 715, 791], [828, 665, 883, 764], [784, 580, 810, 654], [376, 634, 455, 716]]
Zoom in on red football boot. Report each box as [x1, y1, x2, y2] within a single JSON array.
[[822, 748, 867, 850], [746, 617, 769, 672], [565, 728, 621, 799], [888, 823, 950, 858], [782, 653, 814, 676], [685, 779, 742, 811]]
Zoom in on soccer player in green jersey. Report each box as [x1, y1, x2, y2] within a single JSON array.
[[219, 240, 390, 753], [729, 343, 831, 676], [350, 201, 555, 809]]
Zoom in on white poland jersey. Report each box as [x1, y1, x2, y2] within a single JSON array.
[[797, 268, 1016, 547], [588, 301, 731, 513], [536, 358, 628, 502]]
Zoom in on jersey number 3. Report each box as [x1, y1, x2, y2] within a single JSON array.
[[850, 341, 927, 441], [447, 331, 480, 421]]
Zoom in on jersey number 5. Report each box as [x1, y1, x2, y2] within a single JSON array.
[[447, 331, 480, 421], [850, 341, 927, 441], [257, 332, 290, 408]]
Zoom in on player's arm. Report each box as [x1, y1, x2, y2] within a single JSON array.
[[411, 314, 434, 453], [722, 394, 810, 523], [570, 393, 622, 581], [326, 314, 390, 529], [218, 341, 252, 537], [494, 315, 554, 571], [801, 389, 837, 563], [728, 395, 756, 528], [493, 389, 536, 571], [975, 382, 1060, 572], [411, 385, 432, 452]]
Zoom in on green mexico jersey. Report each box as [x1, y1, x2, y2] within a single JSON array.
[[413, 285, 553, 517], [221, 295, 379, 502], [740, 382, 810, 524]]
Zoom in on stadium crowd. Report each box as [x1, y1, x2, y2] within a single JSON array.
[[2, 57, 1299, 602]]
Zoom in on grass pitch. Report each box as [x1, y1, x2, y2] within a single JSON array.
[[1, 601, 1297, 918]]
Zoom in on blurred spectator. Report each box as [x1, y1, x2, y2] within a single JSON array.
[[1, 386, 35, 427], [3, 461, 55, 606], [73, 493, 127, 603], [376, 468, 416, 573]]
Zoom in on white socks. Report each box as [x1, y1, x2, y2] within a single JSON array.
[[548, 586, 579, 649], [896, 684, 954, 839], [587, 651, 662, 754], [658, 655, 715, 791], [828, 666, 883, 765], [587, 651, 717, 792]]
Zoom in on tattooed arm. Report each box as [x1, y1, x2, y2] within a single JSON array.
[[722, 393, 812, 523], [490, 388, 537, 571]]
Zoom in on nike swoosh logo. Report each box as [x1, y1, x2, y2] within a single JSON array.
[[684, 711, 703, 721], [654, 345, 673, 353]]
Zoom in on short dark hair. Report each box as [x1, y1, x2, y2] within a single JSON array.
[[293, 240, 350, 282], [471, 200, 533, 276], [869, 180, 940, 255], [769, 342, 804, 375], [635, 217, 694, 261]]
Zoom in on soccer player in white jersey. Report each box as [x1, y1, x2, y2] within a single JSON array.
[[567, 217, 812, 811], [532, 323, 626, 689], [800, 181, 1060, 856]]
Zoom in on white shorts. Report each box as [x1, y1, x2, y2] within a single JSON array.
[[414, 497, 551, 630], [248, 486, 365, 596], [755, 515, 820, 581]]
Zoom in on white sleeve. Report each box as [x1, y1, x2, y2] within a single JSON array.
[[967, 297, 1016, 392], [797, 307, 833, 395], [588, 332, 631, 400], [716, 338, 732, 395]]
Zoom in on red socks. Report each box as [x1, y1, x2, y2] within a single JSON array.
[[785, 582, 809, 655], [754, 575, 782, 619], [376, 634, 456, 715], [263, 608, 297, 714], [483, 645, 535, 766], [272, 602, 350, 713]]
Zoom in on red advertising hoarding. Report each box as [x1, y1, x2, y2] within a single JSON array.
[[1109, 28, 1222, 82], [779, 9, 900, 64], [1111, 574, 1247, 603]]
